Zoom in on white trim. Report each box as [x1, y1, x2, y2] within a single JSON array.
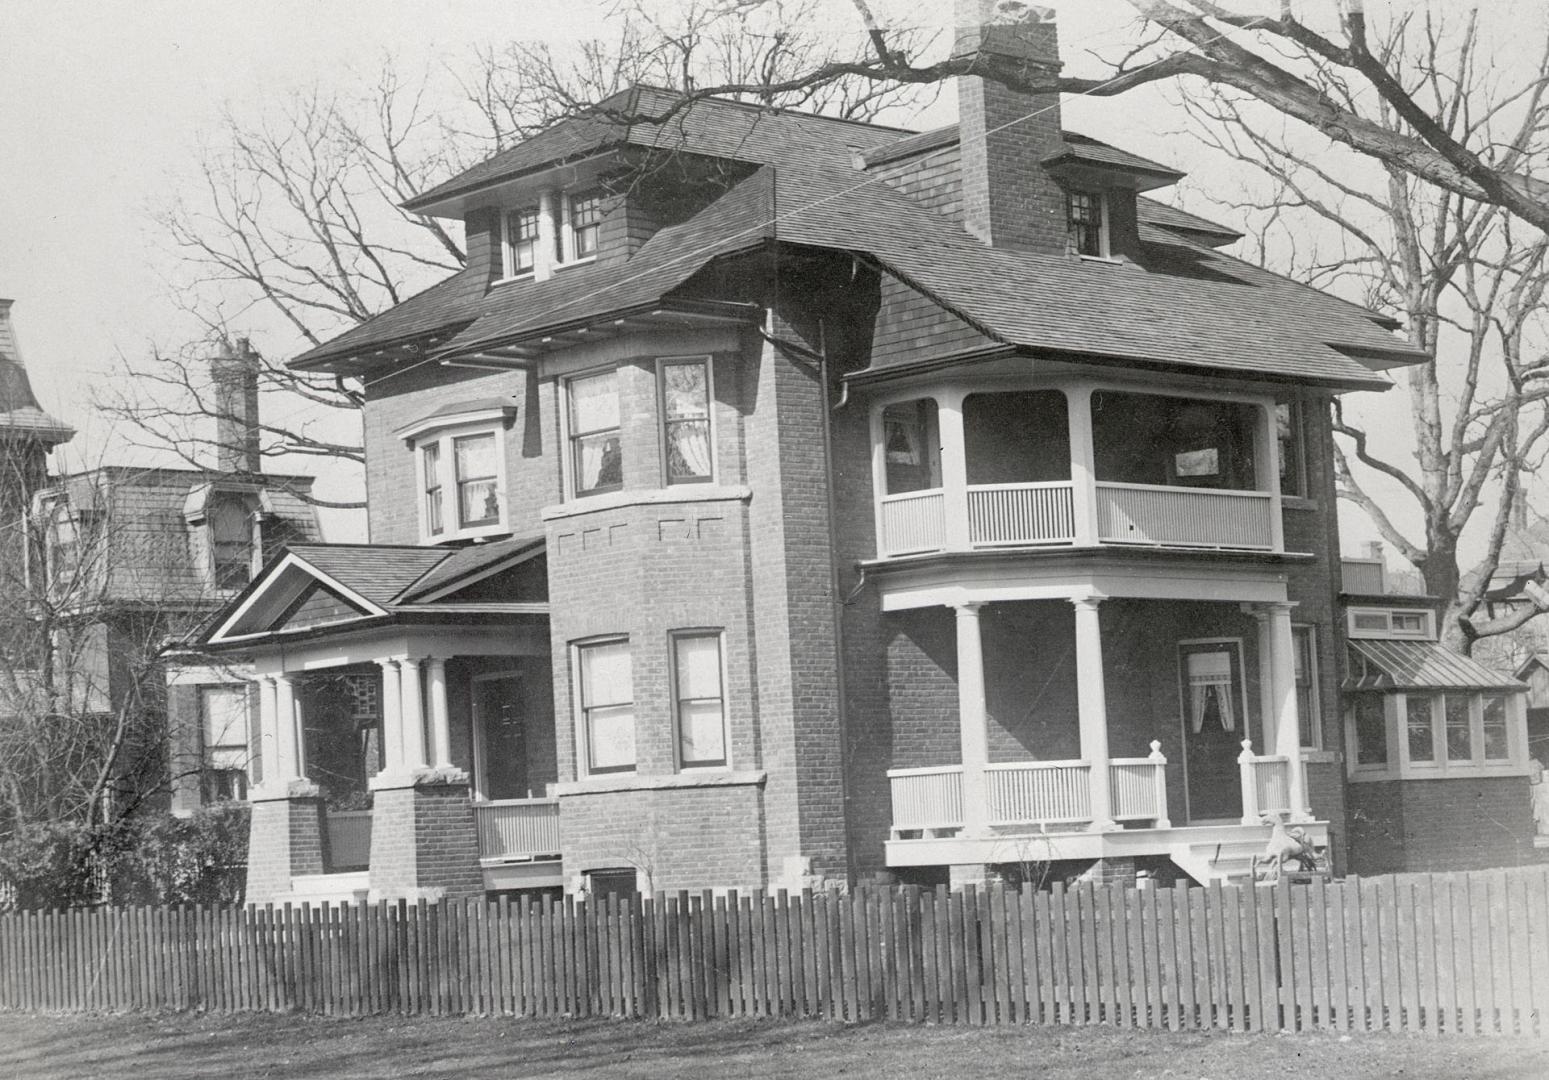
[[407, 417, 512, 544], [395, 405, 516, 444], [542, 483, 752, 521], [207, 551, 390, 643], [1346, 606, 1434, 640], [1345, 687, 1531, 781]]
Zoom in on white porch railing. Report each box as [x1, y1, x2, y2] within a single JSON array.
[[324, 810, 372, 871], [967, 482, 1075, 546], [986, 761, 1092, 826], [886, 766, 964, 832], [1237, 740, 1293, 821], [1096, 482, 1274, 549], [1109, 741, 1171, 825], [474, 798, 561, 861], [879, 489, 946, 556]]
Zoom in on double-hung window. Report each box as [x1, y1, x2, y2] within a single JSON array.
[[397, 402, 515, 542], [568, 190, 603, 260], [504, 207, 539, 278], [568, 369, 622, 496], [201, 685, 250, 801], [1350, 688, 1524, 779], [1067, 190, 1107, 257], [1277, 402, 1307, 498], [659, 357, 713, 483], [577, 639, 635, 775], [422, 442, 444, 536], [673, 632, 727, 768], [453, 433, 500, 528], [1292, 626, 1321, 749]]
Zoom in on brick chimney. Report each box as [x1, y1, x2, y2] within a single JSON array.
[[211, 337, 262, 474], [954, 0, 1067, 255]]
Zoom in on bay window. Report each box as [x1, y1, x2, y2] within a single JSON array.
[[397, 402, 515, 542], [1347, 689, 1527, 779], [422, 442, 443, 536], [568, 369, 622, 496], [673, 631, 727, 768], [577, 638, 635, 775], [659, 357, 712, 483]]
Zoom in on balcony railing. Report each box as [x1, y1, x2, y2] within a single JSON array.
[[878, 480, 1276, 557], [1096, 483, 1274, 549], [967, 482, 1075, 547], [879, 489, 946, 556], [474, 798, 561, 861]]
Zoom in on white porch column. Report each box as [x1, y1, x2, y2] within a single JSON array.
[[1258, 403, 1286, 552], [955, 602, 990, 835], [256, 676, 279, 790], [938, 392, 971, 551], [1066, 385, 1100, 545], [377, 659, 403, 775], [426, 658, 451, 768], [399, 658, 428, 770], [1072, 596, 1115, 830], [1265, 601, 1310, 819], [274, 674, 302, 782]]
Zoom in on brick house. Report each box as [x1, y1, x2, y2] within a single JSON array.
[[203, 1, 1537, 905]]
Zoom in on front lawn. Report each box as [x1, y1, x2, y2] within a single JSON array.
[[1, 1011, 1545, 1079]]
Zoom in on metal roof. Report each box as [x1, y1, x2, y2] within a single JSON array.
[[1344, 640, 1524, 692]]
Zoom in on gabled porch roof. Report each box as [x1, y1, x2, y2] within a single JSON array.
[[203, 536, 547, 649]]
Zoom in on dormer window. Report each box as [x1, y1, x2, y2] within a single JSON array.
[[1066, 189, 1107, 257], [566, 190, 604, 262], [502, 207, 539, 278], [396, 400, 517, 543], [209, 493, 255, 588]]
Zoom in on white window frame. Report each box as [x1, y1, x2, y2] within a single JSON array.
[[573, 636, 636, 778], [200, 684, 251, 801], [1346, 689, 1528, 781], [499, 205, 541, 281], [560, 188, 604, 266], [562, 366, 623, 500], [671, 629, 729, 771], [1066, 189, 1109, 258], [1276, 401, 1308, 499], [1346, 606, 1435, 640], [400, 408, 513, 544], [657, 355, 716, 485], [1292, 624, 1322, 750]]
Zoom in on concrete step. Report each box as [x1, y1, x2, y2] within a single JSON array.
[[279, 871, 371, 907]]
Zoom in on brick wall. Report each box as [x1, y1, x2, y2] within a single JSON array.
[[244, 796, 324, 904], [1346, 776, 1538, 874], [557, 780, 765, 894], [368, 782, 483, 900]]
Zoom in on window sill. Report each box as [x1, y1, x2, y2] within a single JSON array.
[[555, 257, 597, 272], [1281, 495, 1319, 512], [1347, 762, 1530, 782], [421, 522, 512, 545], [1301, 749, 1338, 764], [542, 484, 752, 521], [555, 770, 766, 797], [1076, 253, 1123, 265], [492, 272, 535, 287]]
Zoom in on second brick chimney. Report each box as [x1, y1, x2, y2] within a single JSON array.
[[211, 337, 262, 474], [954, 0, 1068, 255]]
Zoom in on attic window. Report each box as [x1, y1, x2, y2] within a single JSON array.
[[1066, 190, 1107, 257], [503, 207, 539, 277], [209, 492, 255, 589], [567, 190, 604, 262]]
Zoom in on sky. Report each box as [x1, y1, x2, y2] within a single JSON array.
[[0, 0, 1525, 558]]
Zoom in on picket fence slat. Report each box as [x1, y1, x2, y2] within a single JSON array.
[[1, 868, 1545, 1036]]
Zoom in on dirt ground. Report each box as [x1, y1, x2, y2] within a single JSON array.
[[1, 1011, 1546, 1079]]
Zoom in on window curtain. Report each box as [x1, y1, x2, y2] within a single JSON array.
[[663, 363, 711, 480], [1187, 650, 1236, 733]]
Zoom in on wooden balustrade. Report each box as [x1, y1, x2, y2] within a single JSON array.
[[879, 489, 947, 556], [985, 761, 1092, 825], [886, 766, 964, 833], [1109, 741, 1170, 826], [1237, 739, 1293, 823], [967, 482, 1075, 546], [324, 810, 372, 872], [1095, 482, 1274, 549], [474, 799, 561, 861]]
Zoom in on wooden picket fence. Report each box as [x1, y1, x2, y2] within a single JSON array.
[[2, 867, 1547, 1035]]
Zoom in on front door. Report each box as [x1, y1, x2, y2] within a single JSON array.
[[1178, 640, 1250, 822], [473, 673, 528, 800]]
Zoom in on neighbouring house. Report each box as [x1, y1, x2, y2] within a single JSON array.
[[201, 0, 1536, 906], [2, 329, 323, 825]]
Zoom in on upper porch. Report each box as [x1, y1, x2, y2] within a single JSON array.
[[870, 378, 1303, 559]]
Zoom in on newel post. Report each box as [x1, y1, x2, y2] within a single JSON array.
[[1148, 740, 1171, 829], [1238, 737, 1260, 826]]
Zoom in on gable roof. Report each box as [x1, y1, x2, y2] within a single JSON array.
[[204, 539, 548, 647], [295, 92, 1426, 390]]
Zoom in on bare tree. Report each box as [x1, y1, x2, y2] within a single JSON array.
[[696, 1, 1549, 231], [1179, 12, 1549, 653], [125, 0, 931, 494]]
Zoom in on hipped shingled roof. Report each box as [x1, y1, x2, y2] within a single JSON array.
[[0, 299, 74, 445], [292, 90, 1427, 389]]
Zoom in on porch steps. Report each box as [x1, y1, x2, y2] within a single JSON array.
[[1169, 836, 1266, 885], [277, 871, 371, 908]]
